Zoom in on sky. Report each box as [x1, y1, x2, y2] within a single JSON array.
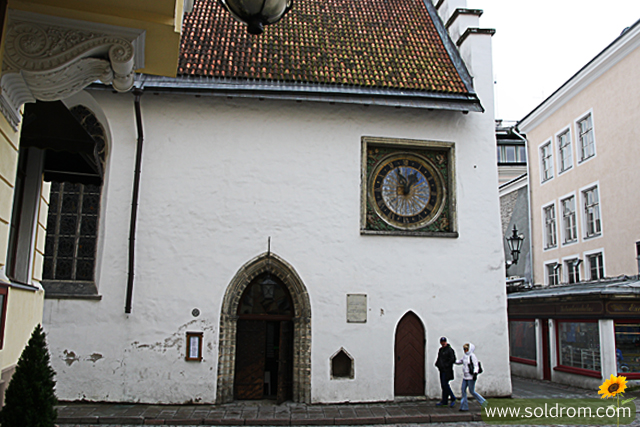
[[464, 0, 640, 121]]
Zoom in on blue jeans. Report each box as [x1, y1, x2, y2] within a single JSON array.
[[439, 371, 456, 404], [460, 379, 485, 410]]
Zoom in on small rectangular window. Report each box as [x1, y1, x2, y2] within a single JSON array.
[[561, 196, 577, 244], [577, 114, 595, 161], [588, 253, 604, 280], [540, 142, 554, 182], [583, 186, 601, 238], [546, 263, 559, 286], [565, 259, 580, 284], [557, 130, 573, 173], [544, 205, 557, 249]]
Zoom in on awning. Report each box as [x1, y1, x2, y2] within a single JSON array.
[[20, 101, 103, 185]]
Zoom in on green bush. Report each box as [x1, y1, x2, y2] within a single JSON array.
[[0, 324, 57, 427]]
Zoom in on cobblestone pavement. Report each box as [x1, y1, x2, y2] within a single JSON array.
[[57, 377, 639, 427]]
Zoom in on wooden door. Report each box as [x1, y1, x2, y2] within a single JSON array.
[[394, 312, 425, 396], [541, 319, 551, 380], [276, 320, 293, 404], [234, 320, 266, 399]]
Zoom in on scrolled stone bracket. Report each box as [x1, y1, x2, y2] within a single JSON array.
[[0, 15, 140, 130]]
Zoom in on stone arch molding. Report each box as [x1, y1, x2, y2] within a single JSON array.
[[217, 252, 311, 403], [0, 10, 145, 130]]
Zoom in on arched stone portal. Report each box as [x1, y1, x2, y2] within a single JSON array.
[[217, 252, 311, 403]]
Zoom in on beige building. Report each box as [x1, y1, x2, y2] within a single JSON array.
[[0, 0, 190, 404], [508, 20, 640, 389]]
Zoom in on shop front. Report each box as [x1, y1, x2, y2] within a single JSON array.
[[508, 277, 640, 389]]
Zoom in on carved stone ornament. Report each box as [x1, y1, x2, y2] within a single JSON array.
[[1, 18, 137, 130]]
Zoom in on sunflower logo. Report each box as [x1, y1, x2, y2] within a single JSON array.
[[598, 374, 627, 399], [597, 374, 636, 427]]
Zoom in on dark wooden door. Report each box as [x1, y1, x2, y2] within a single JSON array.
[[234, 320, 266, 399], [394, 312, 425, 396], [541, 319, 551, 380], [276, 320, 293, 404]]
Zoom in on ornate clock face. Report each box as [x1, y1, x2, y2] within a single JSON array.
[[369, 153, 445, 230]]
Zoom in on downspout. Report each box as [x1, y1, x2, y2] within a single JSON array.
[[126, 87, 144, 313]]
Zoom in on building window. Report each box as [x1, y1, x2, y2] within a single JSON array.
[[561, 196, 577, 244], [509, 320, 536, 363], [42, 106, 106, 297], [577, 113, 595, 162], [546, 263, 559, 286], [540, 142, 554, 182], [330, 348, 354, 379], [582, 186, 601, 238], [497, 144, 527, 164], [615, 321, 640, 376], [543, 204, 557, 249], [557, 321, 601, 373], [588, 252, 604, 280], [557, 130, 573, 173], [565, 259, 581, 284], [43, 183, 100, 282]]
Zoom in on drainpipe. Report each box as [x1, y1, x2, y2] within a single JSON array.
[[126, 87, 144, 314]]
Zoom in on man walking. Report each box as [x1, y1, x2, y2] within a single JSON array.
[[435, 336, 456, 407]]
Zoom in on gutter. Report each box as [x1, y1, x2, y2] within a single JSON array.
[[126, 87, 144, 314]]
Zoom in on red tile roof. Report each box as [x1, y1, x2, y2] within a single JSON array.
[[179, 0, 470, 94]]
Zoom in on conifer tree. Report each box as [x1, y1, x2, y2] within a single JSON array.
[[0, 324, 57, 427]]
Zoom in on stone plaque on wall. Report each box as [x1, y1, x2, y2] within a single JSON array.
[[347, 294, 367, 323]]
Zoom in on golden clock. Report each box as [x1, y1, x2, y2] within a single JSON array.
[[369, 152, 445, 230]]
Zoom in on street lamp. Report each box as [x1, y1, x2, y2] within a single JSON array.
[[506, 225, 524, 269], [219, 0, 293, 35]]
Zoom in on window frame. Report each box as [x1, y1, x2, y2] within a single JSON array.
[[556, 127, 573, 174], [581, 184, 602, 239], [585, 250, 605, 281], [554, 319, 602, 378], [560, 194, 578, 245], [508, 319, 537, 365], [575, 111, 596, 164], [563, 257, 581, 284], [542, 202, 558, 250], [539, 140, 554, 183], [497, 143, 527, 165], [614, 319, 640, 379], [545, 261, 560, 286]]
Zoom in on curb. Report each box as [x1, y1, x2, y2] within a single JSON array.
[[58, 412, 481, 425]]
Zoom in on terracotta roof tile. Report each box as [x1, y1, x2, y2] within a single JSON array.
[[179, 0, 469, 94]]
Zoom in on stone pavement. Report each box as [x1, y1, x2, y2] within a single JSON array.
[[56, 377, 636, 426]]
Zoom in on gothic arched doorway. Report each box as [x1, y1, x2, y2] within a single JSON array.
[[394, 311, 425, 396], [217, 252, 311, 403]]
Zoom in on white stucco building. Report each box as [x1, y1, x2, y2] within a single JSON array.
[[38, 0, 511, 404]]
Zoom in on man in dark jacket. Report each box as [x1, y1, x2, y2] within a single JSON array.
[[434, 336, 457, 407]]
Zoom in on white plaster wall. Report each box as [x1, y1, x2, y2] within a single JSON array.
[[42, 81, 509, 403]]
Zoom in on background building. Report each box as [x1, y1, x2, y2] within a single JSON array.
[[509, 19, 640, 389], [497, 121, 531, 288]]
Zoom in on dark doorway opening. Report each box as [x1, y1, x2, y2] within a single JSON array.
[[234, 273, 294, 403]]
